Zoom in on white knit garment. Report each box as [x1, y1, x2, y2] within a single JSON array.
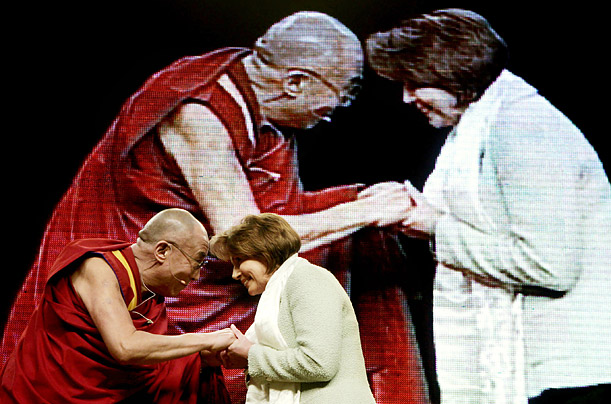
[[423, 70, 527, 404], [245, 254, 302, 404]]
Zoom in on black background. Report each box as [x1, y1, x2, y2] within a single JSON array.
[[4, 0, 606, 330]]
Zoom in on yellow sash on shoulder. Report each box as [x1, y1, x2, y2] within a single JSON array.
[[111, 250, 138, 311]]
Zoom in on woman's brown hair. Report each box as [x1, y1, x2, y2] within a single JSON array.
[[367, 8, 508, 107], [210, 213, 301, 273]]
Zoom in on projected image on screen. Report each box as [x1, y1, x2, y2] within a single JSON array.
[[1, 2, 609, 404]]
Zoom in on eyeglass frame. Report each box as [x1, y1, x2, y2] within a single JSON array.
[[255, 52, 363, 108], [295, 67, 363, 108], [167, 241, 210, 273]]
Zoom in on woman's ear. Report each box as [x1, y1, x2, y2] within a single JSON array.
[[282, 70, 310, 96]]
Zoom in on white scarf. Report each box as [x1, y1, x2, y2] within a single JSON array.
[[245, 254, 302, 404], [423, 70, 526, 404]]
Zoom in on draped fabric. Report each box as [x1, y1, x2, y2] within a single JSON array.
[[245, 254, 301, 404], [0, 239, 229, 403]]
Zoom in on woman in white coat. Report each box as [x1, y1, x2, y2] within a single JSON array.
[[366, 8, 611, 404], [210, 213, 376, 404]]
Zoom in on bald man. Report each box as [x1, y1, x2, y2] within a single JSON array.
[[2, 11, 428, 403], [0, 209, 236, 403]]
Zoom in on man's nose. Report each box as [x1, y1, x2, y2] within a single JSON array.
[[232, 268, 240, 280]]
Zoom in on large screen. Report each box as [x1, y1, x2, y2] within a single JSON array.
[[3, 1, 609, 403]]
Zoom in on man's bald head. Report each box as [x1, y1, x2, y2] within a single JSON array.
[[134, 209, 208, 296], [138, 209, 208, 252], [254, 11, 363, 92]]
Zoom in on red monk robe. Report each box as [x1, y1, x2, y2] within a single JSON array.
[[1, 48, 430, 403], [0, 239, 230, 403]]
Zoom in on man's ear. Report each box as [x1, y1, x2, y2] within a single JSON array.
[[154, 241, 171, 263], [282, 70, 310, 96]]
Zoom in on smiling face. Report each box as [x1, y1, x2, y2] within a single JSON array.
[[403, 86, 465, 128], [231, 258, 272, 296], [164, 241, 208, 295]]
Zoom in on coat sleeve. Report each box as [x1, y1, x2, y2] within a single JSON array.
[[247, 265, 344, 383], [434, 97, 596, 292]]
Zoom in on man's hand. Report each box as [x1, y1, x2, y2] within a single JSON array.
[[358, 181, 415, 227], [219, 325, 252, 369], [201, 328, 237, 367], [399, 180, 444, 239], [357, 181, 406, 200], [205, 328, 238, 352]]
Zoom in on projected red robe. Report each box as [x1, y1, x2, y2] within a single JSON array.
[[1, 48, 429, 403], [0, 239, 229, 403]]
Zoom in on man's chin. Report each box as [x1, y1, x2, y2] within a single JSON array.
[[271, 115, 328, 131], [429, 118, 456, 129], [279, 120, 320, 131], [302, 122, 320, 130], [303, 116, 333, 130]]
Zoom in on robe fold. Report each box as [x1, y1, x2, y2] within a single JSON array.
[[0, 239, 230, 404]]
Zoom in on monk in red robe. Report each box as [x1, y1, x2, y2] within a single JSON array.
[[0, 209, 235, 403], [2, 12, 432, 403]]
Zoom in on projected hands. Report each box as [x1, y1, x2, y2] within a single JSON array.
[[398, 180, 443, 239], [358, 180, 443, 238]]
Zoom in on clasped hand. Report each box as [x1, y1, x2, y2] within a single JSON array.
[[357, 180, 442, 237], [201, 325, 251, 368], [200, 327, 238, 367], [398, 180, 443, 239], [214, 324, 251, 369]]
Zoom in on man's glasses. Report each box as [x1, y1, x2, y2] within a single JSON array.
[[255, 51, 362, 107], [167, 241, 210, 273], [299, 67, 363, 108]]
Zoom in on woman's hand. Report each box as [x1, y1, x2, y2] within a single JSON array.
[[399, 180, 444, 239], [219, 324, 252, 369], [357, 181, 416, 227]]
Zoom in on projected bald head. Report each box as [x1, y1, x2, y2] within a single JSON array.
[[244, 12, 364, 129]]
